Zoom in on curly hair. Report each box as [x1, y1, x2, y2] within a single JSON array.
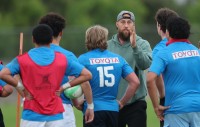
[[166, 17, 190, 39], [155, 8, 179, 33], [39, 12, 66, 37], [32, 24, 53, 45]]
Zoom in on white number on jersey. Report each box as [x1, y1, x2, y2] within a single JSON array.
[[97, 66, 115, 87]]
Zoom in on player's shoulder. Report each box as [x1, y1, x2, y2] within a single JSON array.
[[106, 50, 125, 61], [17, 52, 28, 59], [78, 51, 92, 61], [55, 51, 65, 56], [58, 47, 75, 56], [55, 47, 78, 61]]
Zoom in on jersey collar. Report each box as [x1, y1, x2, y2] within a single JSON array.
[[166, 39, 191, 46]]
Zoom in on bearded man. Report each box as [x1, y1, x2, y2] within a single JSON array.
[[107, 10, 152, 127]]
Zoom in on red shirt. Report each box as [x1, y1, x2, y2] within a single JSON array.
[[17, 52, 67, 115]]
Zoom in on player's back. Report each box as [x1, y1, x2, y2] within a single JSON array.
[[79, 49, 126, 98], [78, 49, 133, 111], [158, 42, 200, 114]]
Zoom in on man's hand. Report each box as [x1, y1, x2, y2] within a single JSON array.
[[130, 25, 136, 48], [84, 108, 94, 123], [154, 105, 170, 121], [118, 100, 124, 109], [15, 81, 25, 97]]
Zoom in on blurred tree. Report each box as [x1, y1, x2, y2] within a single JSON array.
[[12, 0, 46, 26], [0, 0, 200, 60], [0, 0, 46, 27], [65, 0, 147, 26], [185, 0, 200, 24], [41, 0, 67, 14], [0, 0, 15, 27]]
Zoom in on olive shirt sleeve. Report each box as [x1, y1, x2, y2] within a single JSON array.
[[132, 36, 152, 70]]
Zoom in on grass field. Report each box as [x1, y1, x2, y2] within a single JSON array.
[[0, 98, 159, 127]]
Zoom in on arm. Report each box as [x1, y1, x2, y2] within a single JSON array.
[[0, 84, 13, 97], [81, 81, 94, 123], [73, 81, 93, 110], [71, 81, 94, 123], [0, 68, 18, 87], [119, 72, 140, 109], [129, 26, 152, 70], [132, 39, 152, 70], [147, 72, 169, 121], [155, 75, 165, 99], [0, 68, 24, 95], [61, 68, 92, 91]]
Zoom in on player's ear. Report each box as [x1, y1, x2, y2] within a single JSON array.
[[116, 22, 119, 30], [59, 31, 63, 36], [32, 36, 36, 43]]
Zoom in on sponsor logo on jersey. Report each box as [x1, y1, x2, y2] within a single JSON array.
[[172, 50, 200, 59], [89, 57, 119, 65]]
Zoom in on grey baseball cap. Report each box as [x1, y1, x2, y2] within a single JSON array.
[[117, 10, 135, 22]]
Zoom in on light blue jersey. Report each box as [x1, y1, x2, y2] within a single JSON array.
[[6, 47, 84, 121], [149, 42, 200, 114], [0, 64, 6, 87], [50, 44, 83, 104], [78, 49, 133, 113], [152, 38, 167, 59]]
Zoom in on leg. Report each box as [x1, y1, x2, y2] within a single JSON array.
[[46, 119, 66, 127], [0, 108, 5, 127], [20, 119, 45, 127], [60, 104, 76, 127], [119, 100, 147, 127], [164, 114, 189, 127], [118, 108, 127, 127], [159, 97, 165, 127], [106, 111, 118, 127], [188, 112, 200, 127], [84, 111, 108, 127]]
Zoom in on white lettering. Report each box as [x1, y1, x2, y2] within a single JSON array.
[[172, 50, 200, 59], [89, 57, 119, 65]]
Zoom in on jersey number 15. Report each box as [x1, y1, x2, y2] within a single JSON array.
[[97, 66, 115, 87]]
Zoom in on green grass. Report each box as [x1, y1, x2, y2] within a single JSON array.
[[1, 99, 159, 127]]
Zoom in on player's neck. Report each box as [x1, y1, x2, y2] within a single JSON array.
[[160, 32, 167, 40], [52, 36, 61, 45]]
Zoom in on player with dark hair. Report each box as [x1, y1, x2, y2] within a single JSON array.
[[0, 24, 92, 127], [153, 8, 179, 127], [78, 25, 140, 127], [147, 17, 200, 127], [39, 12, 94, 126]]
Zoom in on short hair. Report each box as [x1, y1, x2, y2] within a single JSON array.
[[85, 25, 108, 51], [32, 24, 53, 45], [155, 8, 179, 33], [39, 12, 66, 37], [166, 17, 190, 39]]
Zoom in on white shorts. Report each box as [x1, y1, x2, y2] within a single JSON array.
[[60, 103, 76, 127], [20, 119, 64, 127], [20, 104, 76, 127]]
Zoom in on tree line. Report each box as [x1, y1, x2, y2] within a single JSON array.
[[0, 0, 199, 61]]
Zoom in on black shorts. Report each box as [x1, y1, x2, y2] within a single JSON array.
[[84, 111, 118, 127], [160, 97, 165, 127], [0, 108, 5, 127], [118, 100, 147, 127]]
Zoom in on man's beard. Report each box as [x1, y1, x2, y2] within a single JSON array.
[[118, 30, 130, 42]]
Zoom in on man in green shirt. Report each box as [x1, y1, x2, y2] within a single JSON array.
[[107, 10, 152, 127]]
